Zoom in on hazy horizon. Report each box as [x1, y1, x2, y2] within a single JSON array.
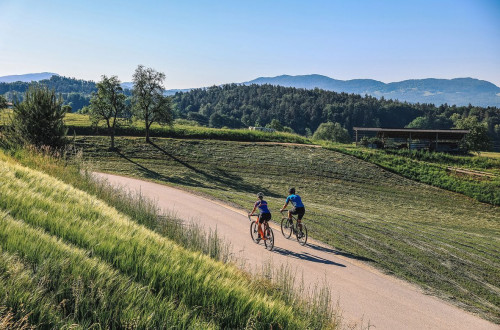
[[1, 0, 499, 88]]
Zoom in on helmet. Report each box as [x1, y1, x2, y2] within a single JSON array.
[[257, 192, 264, 198], [288, 187, 295, 194]]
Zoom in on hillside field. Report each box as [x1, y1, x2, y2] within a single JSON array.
[[75, 136, 500, 323], [0, 149, 337, 328]]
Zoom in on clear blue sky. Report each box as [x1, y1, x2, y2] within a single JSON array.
[[1, 0, 499, 88]]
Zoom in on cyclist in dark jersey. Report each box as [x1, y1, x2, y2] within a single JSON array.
[[249, 192, 272, 241], [280, 187, 305, 237]]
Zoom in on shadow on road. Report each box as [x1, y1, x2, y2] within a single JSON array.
[[272, 246, 346, 267], [307, 243, 374, 262]]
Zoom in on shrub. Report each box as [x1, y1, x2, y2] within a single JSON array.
[[9, 86, 67, 149]]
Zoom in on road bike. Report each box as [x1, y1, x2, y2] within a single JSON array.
[[280, 210, 308, 246], [248, 214, 274, 251]]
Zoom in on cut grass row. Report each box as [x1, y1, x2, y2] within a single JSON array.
[[0, 151, 337, 328], [73, 136, 500, 323]]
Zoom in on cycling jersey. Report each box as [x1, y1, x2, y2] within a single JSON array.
[[254, 200, 271, 214], [286, 194, 304, 208]]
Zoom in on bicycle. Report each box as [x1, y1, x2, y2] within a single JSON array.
[[280, 210, 308, 246], [248, 214, 274, 251]]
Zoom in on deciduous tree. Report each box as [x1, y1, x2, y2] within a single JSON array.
[[89, 75, 127, 149], [313, 122, 350, 143], [132, 65, 172, 142]]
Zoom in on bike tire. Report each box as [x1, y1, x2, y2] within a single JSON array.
[[281, 217, 293, 239], [250, 221, 260, 243], [264, 226, 274, 251], [296, 224, 308, 246]]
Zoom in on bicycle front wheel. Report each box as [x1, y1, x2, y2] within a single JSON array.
[[296, 224, 308, 246], [264, 226, 274, 251], [250, 221, 260, 243], [281, 217, 292, 239]]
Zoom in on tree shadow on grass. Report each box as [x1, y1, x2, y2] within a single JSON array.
[[149, 140, 280, 197], [114, 149, 211, 188], [271, 246, 346, 267], [307, 243, 374, 262]]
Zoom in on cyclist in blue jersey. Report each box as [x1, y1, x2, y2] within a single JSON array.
[[280, 187, 305, 237], [249, 192, 272, 241]]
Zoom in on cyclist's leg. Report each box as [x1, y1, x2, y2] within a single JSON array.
[[257, 215, 265, 239], [297, 208, 305, 231]]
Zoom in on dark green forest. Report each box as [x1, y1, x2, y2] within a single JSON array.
[[172, 84, 500, 142], [0, 76, 132, 111], [2, 78, 499, 145]]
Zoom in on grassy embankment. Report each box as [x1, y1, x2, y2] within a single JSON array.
[[0, 148, 337, 329], [75, 136, 500, 323]]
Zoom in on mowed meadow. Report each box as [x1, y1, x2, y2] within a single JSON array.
[[76, 135, 500, 323], [0, 149, 338, 329]]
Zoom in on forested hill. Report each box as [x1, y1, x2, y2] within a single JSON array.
[[245, 75, 500, 107], [0, 76, 131, 111], [172, 84, 500, 138]]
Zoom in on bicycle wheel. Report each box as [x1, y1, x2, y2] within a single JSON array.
[[296, 223, 308, 246], [281, 217, 293, 239], [264, 226, 274, 251], [250, 221, 260, 243]]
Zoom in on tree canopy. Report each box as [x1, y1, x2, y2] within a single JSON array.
[[89, 75, 127, 149], [132, 65, 173, 142]]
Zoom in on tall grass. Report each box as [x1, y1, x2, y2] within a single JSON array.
[[0, 213, 213, 329], [0, 152, 337, 328]]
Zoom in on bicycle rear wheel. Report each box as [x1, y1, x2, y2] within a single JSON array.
[[250, 221, 260, 243], [281, 217, 293, 239], [264, 225, 274, 251], [296, 223, 308, 246]]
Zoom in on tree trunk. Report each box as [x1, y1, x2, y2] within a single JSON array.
[[145, 125, 150, 143]]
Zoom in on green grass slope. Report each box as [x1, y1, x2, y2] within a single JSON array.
[[0, 151, 336, 329], [76, 136, 500, 323]]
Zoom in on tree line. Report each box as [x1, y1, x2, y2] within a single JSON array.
[[172, 84, 500, 145]]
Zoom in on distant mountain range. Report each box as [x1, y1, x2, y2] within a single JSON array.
[[245, 74, 500, 107], [0, 72, 59, 83], [2, 72, 499, 107]]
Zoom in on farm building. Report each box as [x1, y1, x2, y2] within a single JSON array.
[[248, 126, 275, 133], [353, 127, 470, 152]]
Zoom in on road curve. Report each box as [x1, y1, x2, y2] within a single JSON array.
[[94, 172, 497, 330]]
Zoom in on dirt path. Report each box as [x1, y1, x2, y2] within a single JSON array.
[[94, 172, 497, 330]]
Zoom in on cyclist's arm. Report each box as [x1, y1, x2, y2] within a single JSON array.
[[249, 205, 258, 216], [280, 201, 289, 212]]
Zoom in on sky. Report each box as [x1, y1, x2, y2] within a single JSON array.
[[0, 0, 499, 89]]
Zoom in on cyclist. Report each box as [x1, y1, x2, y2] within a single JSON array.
[[249, 192, 272, 242], [280, 187, 305, 237]]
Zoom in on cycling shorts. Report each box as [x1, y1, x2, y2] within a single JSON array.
[[258, 212, 272, 224], [290, 207, 305, 220]]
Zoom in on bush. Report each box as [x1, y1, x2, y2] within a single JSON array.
[[313, 122, 350, 143], [8, 86, 67, 149]]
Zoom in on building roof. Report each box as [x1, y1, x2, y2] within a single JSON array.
[[353, 127, 469, 140]]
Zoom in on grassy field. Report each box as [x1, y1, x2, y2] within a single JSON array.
[[73, 136, 500, 323], [0, 149, 338, 329], [1, 110, 313, 144], [324, 144, 500, 205]]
